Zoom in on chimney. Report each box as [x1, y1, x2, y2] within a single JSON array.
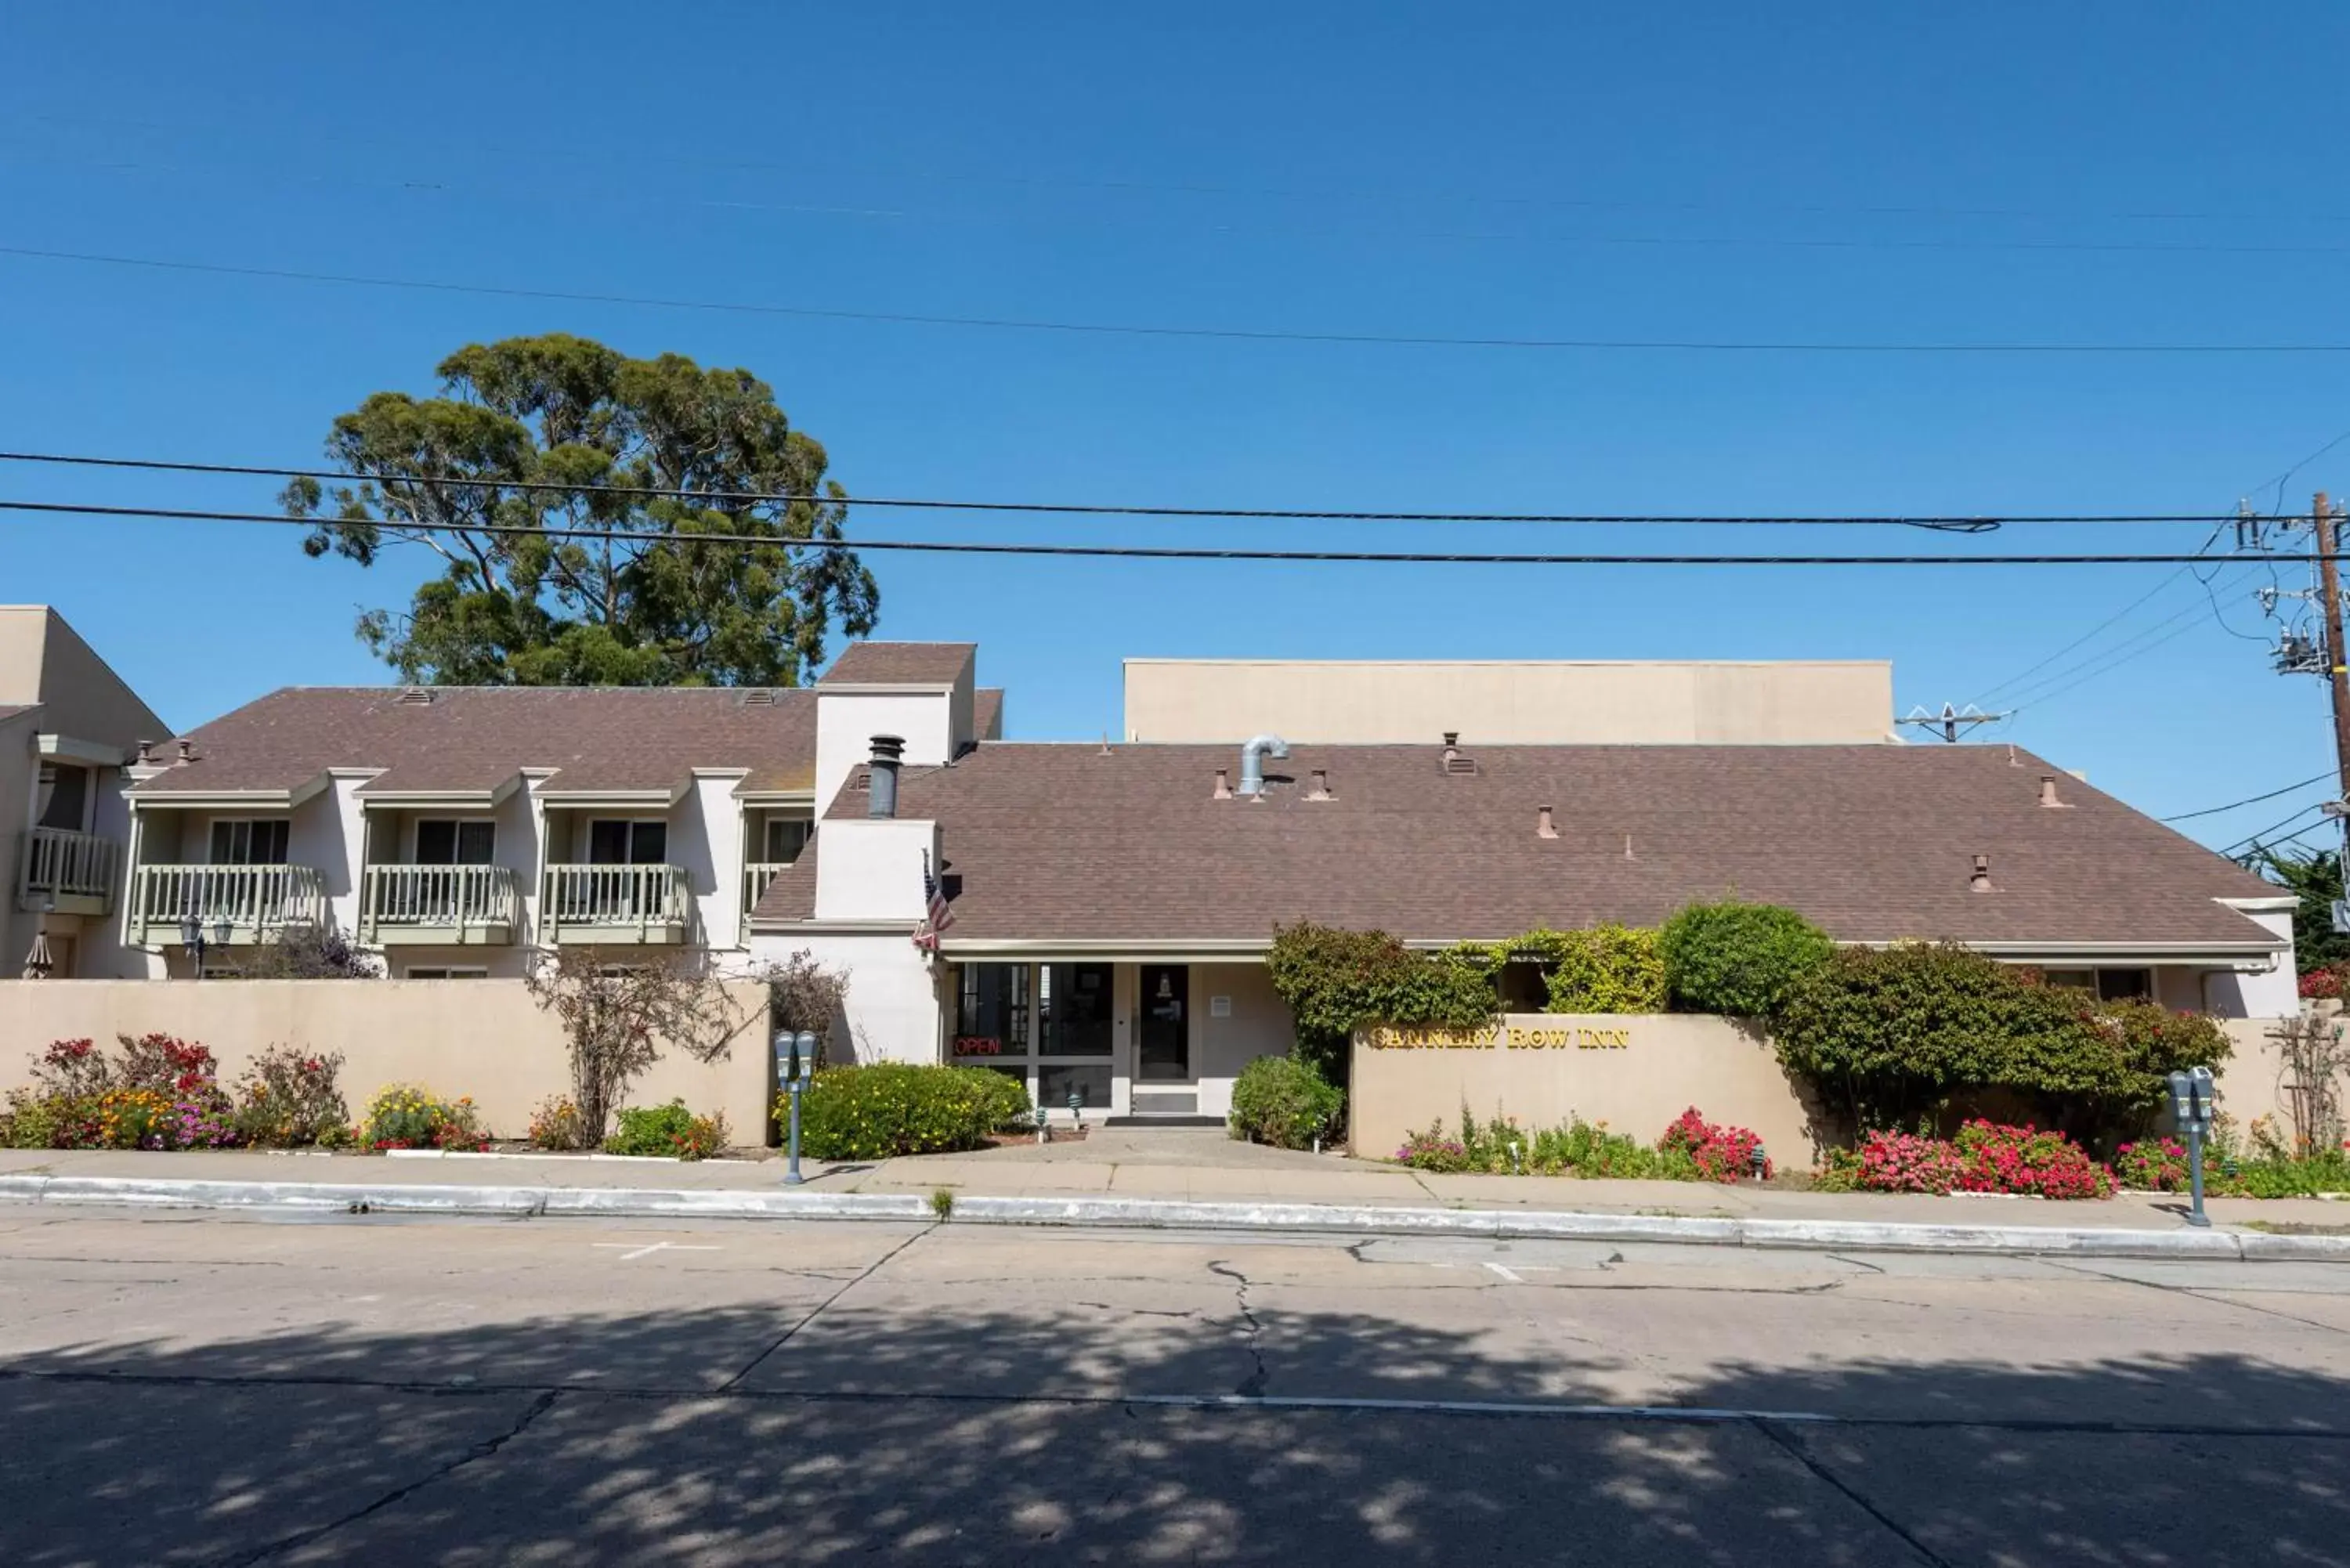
[[1536, 805, 1557, 839], [866, 735, 905, 819], [175, 739, 194, 763], [1213, 768, 1232, 800], [2037, 774, 2071, 809], [1970, 854, 1994, 893], [1307, 769, 1332, 801]]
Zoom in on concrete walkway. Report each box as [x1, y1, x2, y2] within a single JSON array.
[[2, 1128, 2342, 1236]]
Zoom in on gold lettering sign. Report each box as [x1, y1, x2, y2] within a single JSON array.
[[1365, 1024, 1636, 1050]]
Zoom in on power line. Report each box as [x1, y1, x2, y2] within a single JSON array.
[[0, 452, 2287, 529], [2218, 803, 2332, 858], [10, 245, 2350, 356], [2161, 771, 2337, 823], [1969, 564, 2204, 706], [0, 497, 2330, 566]]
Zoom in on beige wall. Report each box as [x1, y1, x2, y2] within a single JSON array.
[[1349, 1013, 1826, 1162], [1123, 659, 1895, 745], [0, 606, 170, 749], [0, 978, 773, 1139], [1188, 962, 1294, 1117]]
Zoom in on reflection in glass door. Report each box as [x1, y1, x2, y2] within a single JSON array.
[[1137, 964, 1190, 1082]]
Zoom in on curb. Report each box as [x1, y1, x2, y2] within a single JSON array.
[[2, 1174, 2345, 1260]]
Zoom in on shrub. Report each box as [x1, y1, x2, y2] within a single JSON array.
[[1266, 923, 1497, 1081], [240, 926, 380, 979], [2301, 967, 2345, 1001], [360, 1083, 488, 1151], [1775, 943, 2120, 1133], [1848, 1121, 2113, 1199], [1394, 1122, 1474, 1172], [1527, 1118, 1697, 1180], [232, 1047, 349, 1147], [2113, 1137, 2195, 1192], [1659, 1106, 1771, 1182], [114, 1034, 219, 1095], [791, 1064, 1032, 1160], [30, 1038, 112, 1100], [1227, 1054, 1345, 1149], [1539, 925, 1667, 1014], [1659, 899, 1835, 1017], [528, 1095, 592, 1151], [1395, 1105, 1740, 1181], [606, 1100, 731, 1161]]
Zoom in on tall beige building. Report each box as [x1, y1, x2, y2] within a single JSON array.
[[1122, 659, 1896, 745]]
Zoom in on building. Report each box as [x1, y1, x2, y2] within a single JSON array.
[[112, 645, 1000, 978], [1123, 658, 1897, 744], [95, 636, 2294, 1123], [1, 607, 170, 979]]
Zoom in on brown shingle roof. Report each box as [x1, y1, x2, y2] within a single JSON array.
[[757, 742, 2281, 952], [131, 687, 819, 798], [819, 642, 974, 686]]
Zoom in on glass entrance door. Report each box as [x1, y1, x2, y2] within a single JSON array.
[[1137, 964, 1190, 1082]]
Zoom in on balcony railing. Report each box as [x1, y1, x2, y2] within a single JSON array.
[[541, 863, 692, 944], [128, 863, 329, 946], [360, 864, 519, 945], [19, 827, 119, 913], [743, 861, 795, 913]]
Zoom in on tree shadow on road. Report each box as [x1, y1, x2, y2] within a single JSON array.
[[6, 1286, 2350, 1565]]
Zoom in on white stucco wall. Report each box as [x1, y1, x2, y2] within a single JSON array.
[[757, 930, 942, 1065], [2204, 905, 2299, 1017], [813, 818, 938, 923], [815, 691, 955, 808]]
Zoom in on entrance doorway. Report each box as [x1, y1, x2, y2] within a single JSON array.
[[1137, 964, 1190, 1082]]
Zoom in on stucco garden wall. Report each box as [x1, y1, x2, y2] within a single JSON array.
[[0, 978, 773, 1138]]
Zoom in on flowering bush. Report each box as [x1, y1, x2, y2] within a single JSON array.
[[606, 1100, 731, 1160], [1849, 1121, 2113, 1199], [528, 1095, 592, 1151], [1394, 1124, 1474, 1172], [116, 1035, 219, 1097], [1659, 1106, 1771, 1182], [359, 1083, 489, 1151], [232, 1047, 349, 1147], [2113, 1137, 2196, 1191], [31, 1038, 112, 1100], [2301, 967, 2345, 1001]]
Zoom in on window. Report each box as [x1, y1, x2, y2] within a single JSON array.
[[1039, 963, 1114, 1056], [2097, 968, 2153, 1003], [210, 818, 290, 865], [588, 819, 668, 865], [764, 816, 812, 864], [416, 819, 496, 865], [35, 763, 89, 831], [405, 966, 488, 980], [956, 963, 1031, 1055], [2040, 970, 2095, 993]]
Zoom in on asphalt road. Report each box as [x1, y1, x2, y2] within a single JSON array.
[[5, 1206, 2350, 1566]]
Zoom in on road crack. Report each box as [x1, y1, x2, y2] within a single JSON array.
[[209, 1388, 560, 1566], [1208, 1260, 1267, 1397], [720, 1223, 934, 1390], [1751, 1418, 1952, 1567]]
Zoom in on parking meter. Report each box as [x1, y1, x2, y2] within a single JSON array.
[[2167, 1066, 2217, 1227], [780, 1028, 819, 1187]]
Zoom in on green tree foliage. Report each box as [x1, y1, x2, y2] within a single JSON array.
[[2240, 847, 2350, 974], [282, 333, 879, 685], [1537, 924, 1666, 1013], [1772, 943, 2232, 1141], [1264, 923, 1497, 1081], [1658, 899, 1835, 1017]]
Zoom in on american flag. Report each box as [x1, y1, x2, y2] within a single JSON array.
[[913, 851, 954, 951]]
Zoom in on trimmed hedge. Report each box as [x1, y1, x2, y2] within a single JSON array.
[[1228, 1055, 1345, 1149], [1659, 899, 1835, 1017], [788, 1064, 1033, 1160]]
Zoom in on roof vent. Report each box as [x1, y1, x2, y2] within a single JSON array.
[[1536, 805, 1557, 839], [175, 739, 195, 763], [741, 688, 777, 706], [1624, 833, 1636, 862], [1970, 854, 1995, 893], [2037, 774, 2073, 809], [1307, 769, 1333, 801], [397, 687, 435, 706], [1213, 768, 1232, 800], [134, 739, 154, 764]]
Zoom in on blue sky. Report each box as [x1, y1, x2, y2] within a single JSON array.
[[3, 2, 2348, 853]]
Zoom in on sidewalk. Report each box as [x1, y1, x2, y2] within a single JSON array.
[[5, 1129, 2345, 1254]]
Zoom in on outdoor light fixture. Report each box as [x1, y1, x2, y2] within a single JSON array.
[[1155, 973, 1173, 1001], [1066, 1089, 1084, 1125], [179, 912, 210, 980]]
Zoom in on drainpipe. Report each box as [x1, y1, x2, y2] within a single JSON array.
[[1236, 735, 1289, 798]]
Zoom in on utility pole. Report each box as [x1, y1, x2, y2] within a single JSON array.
[[2317, 491, 2350, 805], [1898, 703, 2008, 742]]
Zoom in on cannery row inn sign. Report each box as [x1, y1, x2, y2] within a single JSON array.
[[1361, 1024, 1634, 1051]]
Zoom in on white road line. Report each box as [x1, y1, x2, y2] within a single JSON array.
[[1483, 1262, 1524, 1284], [593, 1241, 722, 1263]]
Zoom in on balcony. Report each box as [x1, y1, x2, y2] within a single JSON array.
[[360, 864, 519, 946], [18, 827, 119, 916], [128, 863, 329, 946], [541, 863, 692, 945], [743, 861, 795, 914]]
